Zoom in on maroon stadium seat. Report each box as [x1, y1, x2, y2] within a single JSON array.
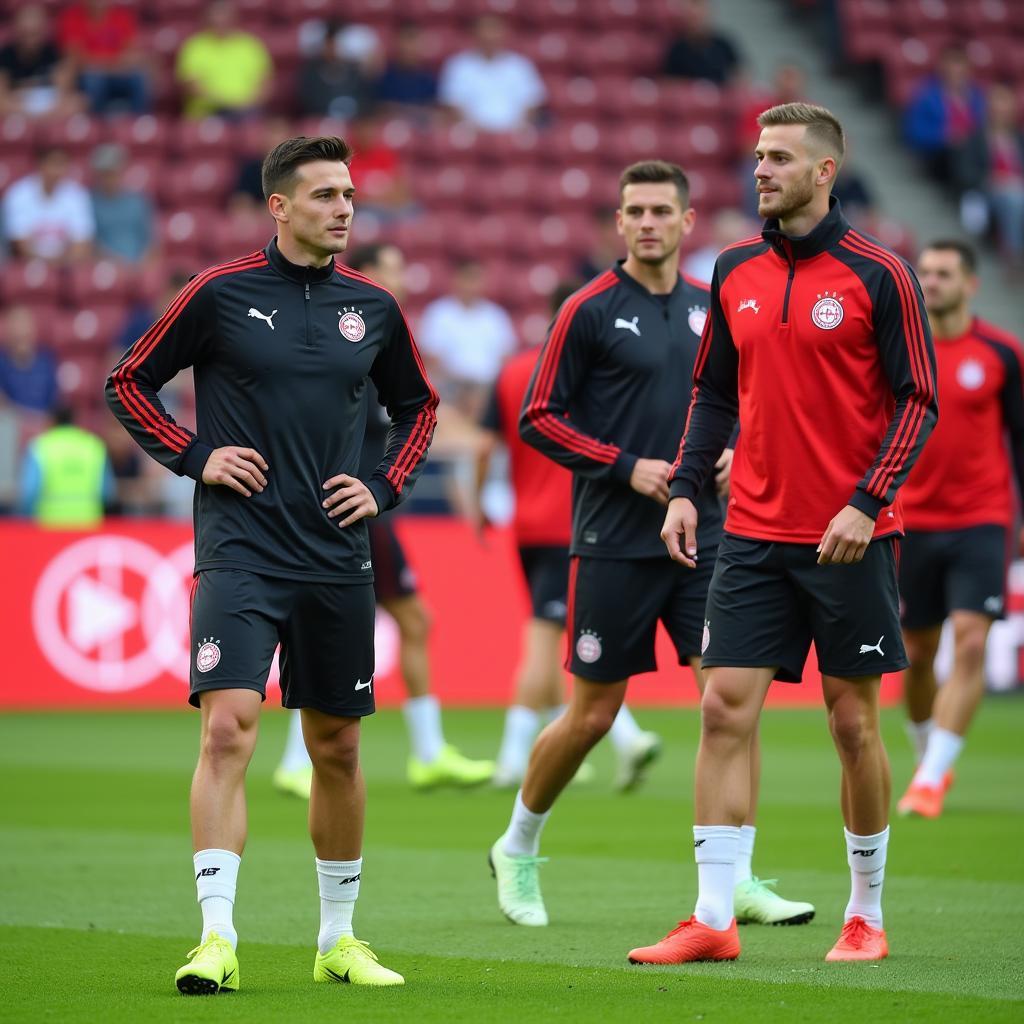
[[0, 260, 62, 307], [157, 158, 235, 208], [106, 114, 174, 155], [0, 153, 32, 194], [35, 113, 102, 155], [68, 261, 138, 307], [171, 117, 240, 157]]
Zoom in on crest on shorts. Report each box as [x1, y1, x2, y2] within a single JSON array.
[[811, 292, 844, 330], [575, 629, 602, 664], [338, 307, 366, 342], [701, 619, 711, 655], [956, 358, 985, 390], [688, 305, 707, 337], [196, 637, 221, 673]]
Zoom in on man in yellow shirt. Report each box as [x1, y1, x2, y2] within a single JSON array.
[[176, 1, 272, 119]]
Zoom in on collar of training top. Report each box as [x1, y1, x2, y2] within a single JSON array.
[[265, 237, 338, 284], [761, 195, 850, 262], [611, 259, 684, 301]]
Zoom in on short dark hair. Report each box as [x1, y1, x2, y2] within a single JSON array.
[[261, 136, 352, 200], [757, 102, 845, 164], [619, 160, 690, 207], [347, 243, 387, 273], [921, 238, 978, 273]]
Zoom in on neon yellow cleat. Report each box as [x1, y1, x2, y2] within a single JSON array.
[[734, 877, 815, 925], [489, 839, 549, 926], [408, 744, 495, 789], [313, 937, 405, 986], [175, 932, 239, 995], [273, 765, 313, 800]]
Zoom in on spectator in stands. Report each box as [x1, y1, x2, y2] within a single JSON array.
[[298, 22, 380, 119], [418, 259, 517, 419], [980, 84, 1024, 271], [229, 116, 291, 211], [346, 115, 416, 222], [662, 0, 741, 87], [738, 61, 805, 150], [374, 23, 439, 113], [0, 306, 59, 415], [576, 215, 623, 282], [438, 15, 546, 133], [903, 45, 986, 191], [90, 143, 153, 263], [112, 272, 188, 362], [0, 5, 82, 118], [2, 146, 94, 262], [57, 0, 149, 115], [175, 1, 272, 119], [683, 208, 757, 285]]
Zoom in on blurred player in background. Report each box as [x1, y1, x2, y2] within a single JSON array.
[[897, 240, 1024, 818], [473, 280, 662, 792], [275, 241, 494, 797], [488, 160, 811, 930]]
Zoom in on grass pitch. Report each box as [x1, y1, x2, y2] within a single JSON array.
[[1, 701, 1022, 1022]]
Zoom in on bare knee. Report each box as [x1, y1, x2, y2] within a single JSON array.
[[952, 617, 989, 670], [700, 687, 751, 741], [829, 702, 875, 760], [574, 705, 616, 745], [393, 597, 431, 644], [903, 629, 940, 668], [308, 723, 361, 778], [201, 708, 258, 766]]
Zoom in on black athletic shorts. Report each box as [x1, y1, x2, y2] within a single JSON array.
[[899, 524, 1008, 630], [368, 517, 417, 603], [188, 569, 376, 717], [517, 544, 570, 625], [566, 551, 716, 682], [702, 533, 907, 682]]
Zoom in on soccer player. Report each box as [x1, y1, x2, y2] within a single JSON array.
[[475, 280, 662, 792], [274, 242, 493, 798], [643, 103, 937, 966], [896, 240, 1024, 819], [488, 160, 812, 929], [106, 136, 437, 992]]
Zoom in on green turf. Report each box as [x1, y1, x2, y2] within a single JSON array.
[[1, 702, 1022, 1022]]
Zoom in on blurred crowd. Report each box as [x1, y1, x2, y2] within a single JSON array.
[[0, 0, 1018, 522]]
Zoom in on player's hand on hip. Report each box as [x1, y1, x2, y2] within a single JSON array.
[[202, 446, 268, 497], [817, 505, 875, 565], [661, 497, 700, 569], [629, 458, 672, 505], [322, 473, 379, 527], [714, 447, 734, 498]]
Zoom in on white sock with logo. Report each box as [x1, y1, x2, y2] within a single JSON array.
[[905, 718, 932, 765], [280, 710, 312, 772], [734, 825, 756, 884], [693, 825, 740, 930], [194, 849, 240, 949], [403, 695, 445, 764], [500, 790, 550, 857], [844, 827, 888, 929], [316, 857, 361, 953], [496, 706, 541, 778], [608, 703, 644, 752], [913, 727, 964, 788]]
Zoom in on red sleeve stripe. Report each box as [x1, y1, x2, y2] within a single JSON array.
[[840, 233, 935, 499], [524, 271, 619, 461], [113, 252, 267, 453], [670, 384, 701, 479]]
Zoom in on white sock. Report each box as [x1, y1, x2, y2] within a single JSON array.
[[500, 790, 550, 857], [280, 710, 312, 772], [693, 825, 739, 930], [914, 726, 964, 788], [734, 825, 756, 884], [608, 703, 644, 752], [844, 827, 888, 929], [496, 706, 540, 777], [194, 849, 240, 949], [316, 857, 361, 953], [403, 695, 445, 764], [905, 718, 932, 765]]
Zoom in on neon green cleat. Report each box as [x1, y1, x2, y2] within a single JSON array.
[[408, 744, 495, 789], [175, 932, 239, 995], [492, 760, 595, 789], [614, 731, 662, 792], [734, 877, 815, 926], [489, 839, 549, 926], [313, 936, 405, 986], [273, 765, 313, 799]]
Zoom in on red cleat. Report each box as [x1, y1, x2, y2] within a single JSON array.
[[897, 780, 945, 818], [941, 770, 955, 794], [825, 916, 888, 962], [628, 916, 740, 964]]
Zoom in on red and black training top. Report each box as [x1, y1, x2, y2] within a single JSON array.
[[901, 317, 1024, 531], [669, 199, 938, 545], [520, 262, 724, 559], [482, 347, 572, 547], [105, 238, 438, 583]]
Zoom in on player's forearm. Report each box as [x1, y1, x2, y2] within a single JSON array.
[[519, 407, 622, 480], [668, 394, 736, 502]]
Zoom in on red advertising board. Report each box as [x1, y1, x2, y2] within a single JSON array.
[[0, 518, 909, 709]]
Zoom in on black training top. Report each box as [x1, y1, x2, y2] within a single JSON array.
[[519, 262, 725, 559], [105, 239, 438, 582]]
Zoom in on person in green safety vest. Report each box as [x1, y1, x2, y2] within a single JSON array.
[[18, 406, 113, 528]]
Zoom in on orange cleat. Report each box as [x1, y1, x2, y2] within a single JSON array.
[[897, 780, 945, 818], [825, 916, 888, 962], [941, 770, 955, 794], [628, 916, 740, 965]]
